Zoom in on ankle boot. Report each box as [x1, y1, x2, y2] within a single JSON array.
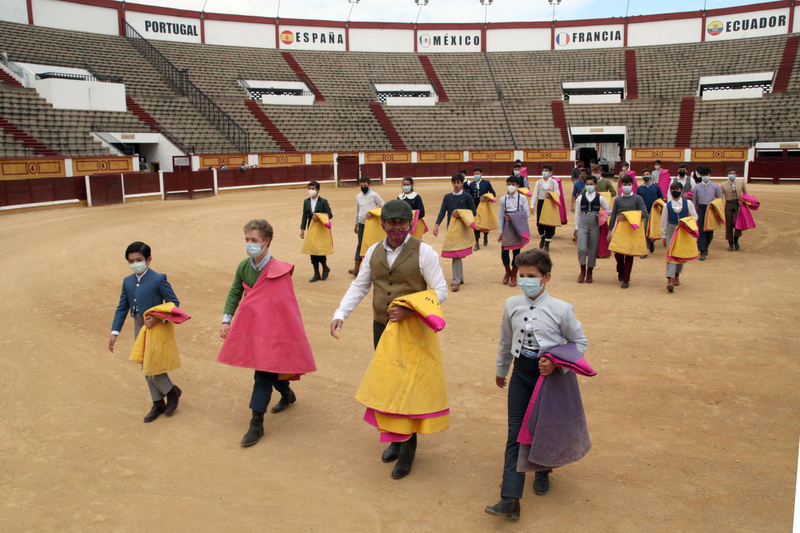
[[734, 236, 740, 251], [578, 264, 586, 283], [309, 264, 321, 282], [240, 410, 265, 447], [391, 434, 417, 479], [509, 267, 518, 287], [503, 265, 512, 285], [483, 234, 488, 246], [382, 442, 401, 463], [485, 497, 520, 520], [270, 388, 296, 413], [164, 385, 182, 416], [321, 260, 331, 280], [586, 267, 594, 284], [544, 241, 550, 252], [673, 273, 680, 286], [727, 240, 734, 251], [348, 260, 361, 277], [144, 399, 166, 423]]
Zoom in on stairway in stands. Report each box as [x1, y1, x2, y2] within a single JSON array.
[[675, 97, 695, 148], [550, 101, 570, 149], [369, 102, 407, 151], [418, 56, 449, 102], [0, 68, 23, 87], [773, 35, 799, 93], [0, 115, 58, 156], [125, 95, 159, 130], [625, 49, 638, 99], [244, 99, 297, 152], [280, 52, 325, 102]]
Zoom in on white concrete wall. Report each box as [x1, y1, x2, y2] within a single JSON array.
[[385, 96, 436, 106], [261, 94, 315, 106], [31, 0, 118, 35], [702, 87, 763, 101], [139, 135, 185, 173], [704, 7, 790, 41], [628, 18, 702, 47], [554, 24, 625, 49], [486, 27, 550, 52], [36, 78, 127, 111], [0, 0, 29, 24], [349, 28, 414, 52], [205, 19, 276, 48], [278, 26, 346, 51], [125, 11, 201, 43], [569, 94, 622, 105], [416, 30, 482, 52]]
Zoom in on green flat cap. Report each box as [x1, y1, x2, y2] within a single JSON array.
[[381, 199, 414, 220]]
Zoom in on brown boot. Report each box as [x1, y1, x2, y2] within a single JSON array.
[[586, 267, 594, 284], [673, 273, 680, 287], [667, 278, 675, 293], [503, 265, 512, 285], [578, 264, 586, 284], [509, 267, 518, 287], [348, 260, 361, 277]]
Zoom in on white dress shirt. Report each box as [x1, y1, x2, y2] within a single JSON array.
[[497, 192, 530, 233], [573, 192, 611, 230], [660, 199, 698, 237], [309, 196, 318, 213], [333, 235, 447, 322], [532, 177, 558, 200]]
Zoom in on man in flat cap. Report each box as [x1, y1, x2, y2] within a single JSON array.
[[331, 200, 448, 478]]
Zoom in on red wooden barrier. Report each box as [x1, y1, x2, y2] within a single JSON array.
[[122, 172, 160, 196], [89, 174, 123, 206]]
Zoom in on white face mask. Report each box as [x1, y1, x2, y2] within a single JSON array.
[[513, 170, 520, 176], [542, 171, 550, 178], [402, 185, 412, 193], [594, 174, 602, 181], [728, 174, 736, 181], [308, 189, 318, 197], [130, 261, 147, 275], [507, 185, 517, 194], [622, 185, 633, 194], [245, 242, 265, 258]]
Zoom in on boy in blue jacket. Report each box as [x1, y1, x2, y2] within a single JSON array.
[[108, 241, 182, 423]]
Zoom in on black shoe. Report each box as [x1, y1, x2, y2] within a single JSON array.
[[544, 241, 550, 252], [483, 236, 488, 246], [621, 282, 629, 289], [321, 265, 331, 280], [270, 389, 296, 413], [144, 399, 166, 423], [699, 252, 707, 261], [164, 385, 182, 416], [391, 434, 417, 479], [381, 442, 401, 463], [240, 411, 265, 447], [618, 272, 624, 282], [648, 240, 655, 253], [484, 498, 520, 520], [309, 273, 321, 282], [539, 236, 545, 249], [734, 239, 740, 251], [533, 469, 552, 495]]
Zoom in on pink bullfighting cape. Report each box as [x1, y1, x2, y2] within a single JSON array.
[[217, 259, 316, 377], [517, 343, 596, 473], [736, 193, 759, 231]]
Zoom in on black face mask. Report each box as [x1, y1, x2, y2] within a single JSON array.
[[678, 171, 686, 177], [671, 190, 682, 199], [643, 176, 651, 182], [361, 186, 369, 194]]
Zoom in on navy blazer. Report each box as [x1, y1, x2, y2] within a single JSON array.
[[111, 269, 179, 333], [468, 179, 496, 203]]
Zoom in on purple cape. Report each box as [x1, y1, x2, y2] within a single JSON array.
[[501, 210, 531, 250]]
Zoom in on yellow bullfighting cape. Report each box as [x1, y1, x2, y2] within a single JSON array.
[[441, 209, 477, 258], [538, 191, 563, 227], [130, 302, 190, 376], [356, 290, 449, 442], [609, 210, 648, 256], [359, 207, 385, 257], [667, 217, 700, 263], [647, 199, 666, 240], [300, 213, 333, 256], [704, 197, 726, 232], [411, 209, 428, 240], [475, 193, 499, 232]]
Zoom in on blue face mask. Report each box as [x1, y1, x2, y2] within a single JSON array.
[[701, 176, 710, 183], [245, 242, 264, 258], [518, 277, 542, 298], [622, 185, 633, 194], [402, 185, 412, 193], [585, 185, 595, 194]]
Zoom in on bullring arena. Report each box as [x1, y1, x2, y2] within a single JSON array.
[[1, 0, 799, 531]]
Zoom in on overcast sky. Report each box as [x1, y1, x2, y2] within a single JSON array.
[[126, 0, 779, 23]]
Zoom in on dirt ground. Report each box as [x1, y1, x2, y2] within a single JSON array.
[[1, 179, 798, 532]]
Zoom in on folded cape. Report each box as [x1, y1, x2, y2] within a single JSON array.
[[538, 191, 563, 227], [516, 343, 595, 473], [666, 216, 700, 263], [735, 193, 759, 231], [301, 212, 333, 256], [608, 210, 648, 256], [475, 193, 499, 232], [411, 209, 428, 240], [597, 206, 612, 259], [647, 199, 666, 240], [441, 209, 477, 258], [360, 207, 385, 258], [502, 209, 531, 250], [555, 178, 568, 225], [130, 302, 190, 376], [703, 197, 726, 232], [356, 290, 449, 442]]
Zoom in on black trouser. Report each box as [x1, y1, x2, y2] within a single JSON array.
[[474, 229, 487, 244], [501, 248, 521, 267], [696, 204, 714, 252], [501, 355, 541, 499], [725, 200, 742, 241], [373, 320, 387, 349], [536, 199, 555, 240], [354, 223, 365, 262], [249, 371, 292, 413], [310, 255, 327, 273]]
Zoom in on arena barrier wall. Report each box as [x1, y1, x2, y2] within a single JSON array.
[[0, 175, 85, 210]]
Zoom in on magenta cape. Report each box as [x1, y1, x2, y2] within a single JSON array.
[[555, 178, 568, 224], [736, 193, 759, 231], [217, 259, 317, 375], [624, 170, 638, 194], [517, 343, 596, 472], [597, 208, 612, 258], [658, 170, 672, 197]]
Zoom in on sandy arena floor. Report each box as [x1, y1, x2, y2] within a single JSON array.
[[1, 179, 798, 532]]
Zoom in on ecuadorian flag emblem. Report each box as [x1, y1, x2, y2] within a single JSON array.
[[707, 21, 724, 36]]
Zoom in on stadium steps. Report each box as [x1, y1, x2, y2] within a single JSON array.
[[625, 49, 638, 99], [125, 95, 190, 153], [244, 99, 297, 152], [369, 102, 407, 151], [773, 35, 799, 93], [0, 115, 59, 156], [0, 68, 23, 87], [550, 100, 570, 149], [418, 55, 449, 102], [675, 97, 695, 148], [280, 52, 326, 102]]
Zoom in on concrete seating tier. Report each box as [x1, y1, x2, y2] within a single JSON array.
[[0, 130, 34, 158], [425, 53, 499, 102], [503, 101, 572, 149], [562, 100, 682, 148], [216, 101, 283, 154], [691, 93, 798, 147]]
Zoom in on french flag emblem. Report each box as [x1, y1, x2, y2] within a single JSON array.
[[555, 32, 570, 46]]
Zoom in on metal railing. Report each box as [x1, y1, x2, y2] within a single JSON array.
[[84, 63, 123, 84], [35, 71, 122, 83], [1, 52, 25, 81], [124, 21, 250, 153], [483, 52, 517, 149], [90, 122, 135, 156]]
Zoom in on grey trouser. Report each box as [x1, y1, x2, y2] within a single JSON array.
[[452, 258, 463, 284], [134, 313, 174, 402], [577, 212, 599, 268], [664, 223, 685, 278]]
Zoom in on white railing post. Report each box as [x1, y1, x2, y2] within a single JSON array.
[[159, 170, 165, 200], [382, 161, 387, 185], [84, 175, 92, 207], [333, 152, 339, 187], [213, 168, 218, 195], [120, 174, 126, 203]]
